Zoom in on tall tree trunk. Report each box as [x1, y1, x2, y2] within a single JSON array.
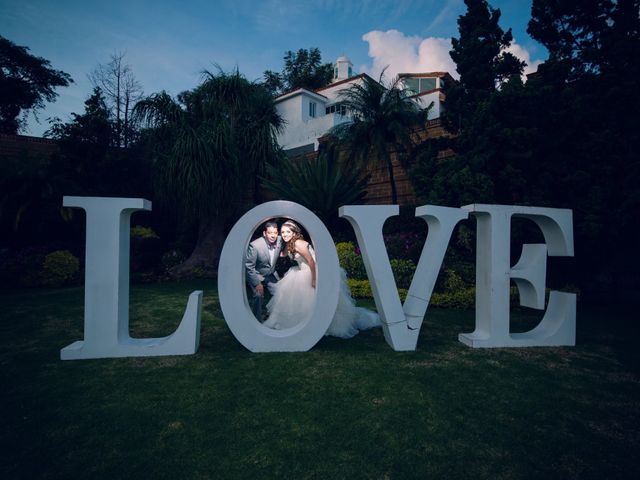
[[172, 215, 226, 278], [124, 94, 130, 148], [385, 151, 398, 204]]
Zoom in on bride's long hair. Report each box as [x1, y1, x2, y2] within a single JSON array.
[[282, 220, 304, 258]]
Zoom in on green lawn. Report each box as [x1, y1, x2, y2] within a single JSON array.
[[1, 281, 638, 479]]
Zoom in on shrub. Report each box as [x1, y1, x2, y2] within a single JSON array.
[[398, 288, 408, 302], [161, 250, 186, 273], [431, 288, 476, 309], [130, 226, 162, 273], [335, 242, 354, 257], [444, 269, 467, 292], [41, 250, 80, 286], [0, 247, 48, 287], [390, 259, 416, 289], [383, 232, 424, 262], [130, 225, 159, 240], [347, 279, 407, 302], [337, 242, 367, 280], [347, 279, 372, 298]]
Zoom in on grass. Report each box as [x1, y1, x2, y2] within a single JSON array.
[[1, 280, 639, 479]]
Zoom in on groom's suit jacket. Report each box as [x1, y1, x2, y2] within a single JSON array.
[[245, 236, 283, 288]]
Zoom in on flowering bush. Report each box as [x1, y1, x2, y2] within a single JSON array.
[[383, 232, 424, 262]]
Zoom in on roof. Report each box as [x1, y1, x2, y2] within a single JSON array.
[[274, 87, 328, 103], [315, 73, 375, 92], [398, 72, 456, 83]]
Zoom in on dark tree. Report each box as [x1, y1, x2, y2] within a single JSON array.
[[443, 0, 524, 133], [260, 151, 369, 229], [46, 87, 113, 147], [528, 0, 613, 81], [89, 52, 143, 147], [410, 0, 640, 297], [134, 69, 283, 277], [328, 73, 428, 204], [524, 0, 640, 296], [45, 87, 149, 199], [1, 87, 148, 248], [263, 48, 333, 96], [0, 35, 72, 133], [411, 0, 526, 208]]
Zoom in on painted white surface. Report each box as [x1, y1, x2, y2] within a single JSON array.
[[218, 201, 340, 352], [60, 196, 202, 360], [334, 55, 353, 81], [57, 197, 576, 357], [316, 76, 366, 103], [414, 91, 441, 119], [339, 205, 467, 351], [276, 110, 351, 151], [459, 204, 576, 348], [275, 69, 443, 151]]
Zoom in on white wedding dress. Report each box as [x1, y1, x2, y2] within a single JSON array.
[[264, 249, 381, 338]]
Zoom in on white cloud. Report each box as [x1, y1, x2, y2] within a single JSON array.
[[504, 40, 542, 76], [361, 29, 543, 81], [361, 30, 457, 80]]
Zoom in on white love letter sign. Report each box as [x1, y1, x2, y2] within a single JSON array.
[[459, 204, 576, 347], [60, 197, 575, 360], [339, 205, 469, 351], [60, 196, 202, 360], [218, 201, 340, 352]]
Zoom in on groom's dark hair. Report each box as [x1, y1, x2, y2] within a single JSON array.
[[263, 221, 278, 231]]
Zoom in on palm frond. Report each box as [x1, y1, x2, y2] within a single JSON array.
[[260, 153, 369, 226]]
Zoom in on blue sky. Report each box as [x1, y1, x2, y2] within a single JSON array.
[[1, 0, 546, 137]]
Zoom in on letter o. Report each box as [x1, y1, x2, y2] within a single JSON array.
[[218, 201, 340, 352]]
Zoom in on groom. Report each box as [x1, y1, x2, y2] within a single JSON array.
[[245, 220, 283, 321]]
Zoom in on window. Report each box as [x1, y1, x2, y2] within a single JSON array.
[[348, 66, 353, 77], [309, 101, 316, 118], [404, 78, 420, 95], [325, 102, 347, 116], [404, 77, 438, 95], [420, 77, 437, 92]]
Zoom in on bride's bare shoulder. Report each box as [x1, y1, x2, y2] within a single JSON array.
[[294, 239, 309, 250]]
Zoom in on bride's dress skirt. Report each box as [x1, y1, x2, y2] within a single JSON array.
[[264, 260, 316, 330], [264, 256, 380, 338]]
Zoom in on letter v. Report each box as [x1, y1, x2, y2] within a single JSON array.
[[339, 205, 468, 351]]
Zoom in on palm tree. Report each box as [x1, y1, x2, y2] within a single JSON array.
[[134, 69, 283, 277], [260, 149, 369, 229], [328, 72, 429, 204]]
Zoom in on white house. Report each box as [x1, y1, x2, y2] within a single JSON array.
[[274, 55, 455, 157]]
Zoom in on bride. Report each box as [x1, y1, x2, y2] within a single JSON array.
[[263, 220, 381, 338]]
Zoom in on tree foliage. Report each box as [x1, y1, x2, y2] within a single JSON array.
[[134, 69, 283, 276], [44, 87, 148, 200], [260, 151, 369, 229], [442, 0, 524, 133], [89, 52, 143, 147], [410, 0, 640, 296], [263, 48, 333, 96], [0, 35, 72, 133], [328, 72, 428, 204]]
